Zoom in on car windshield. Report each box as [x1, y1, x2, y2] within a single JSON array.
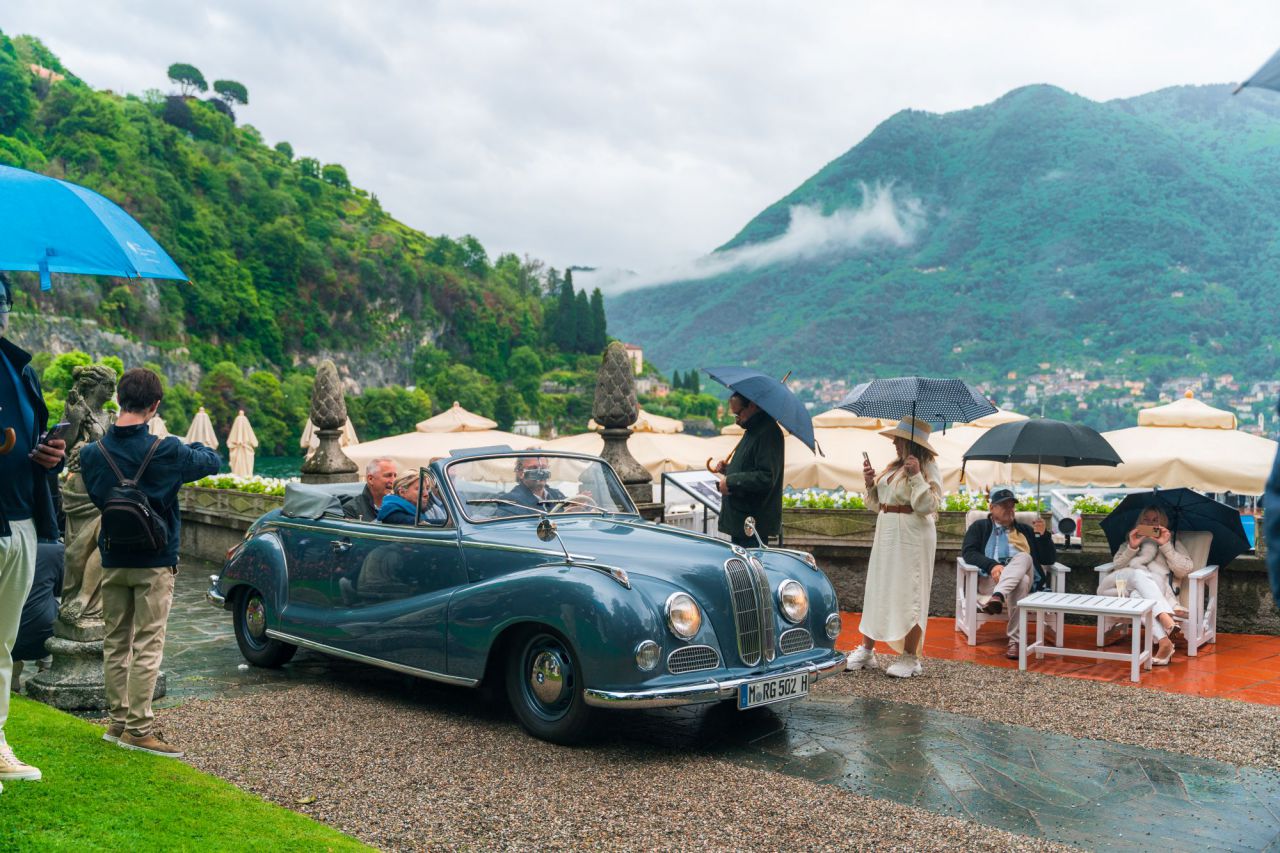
[[446, 454, 637, 522]]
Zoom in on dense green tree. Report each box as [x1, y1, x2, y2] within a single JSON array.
[[212, 79, 248, 106], [573, 289, 592, 353], [42, 351, 92, 396], [347, 386, 431, 442], [167, 63, 207, 96], [508, 345, 543, 414], [493, 384, 522, 431], [0, 41, 34, 136], [554, 272, 575, 351], [588, 288, 607, 352], [273, 140, 293, 160], [429, 364, 497, 417], [321, 163, 349, 190]]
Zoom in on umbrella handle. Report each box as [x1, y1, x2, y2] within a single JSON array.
[[706, 448, 737, 474], [0, 428, 13, 455]]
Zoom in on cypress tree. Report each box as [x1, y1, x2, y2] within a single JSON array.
[[555, 271, 576, 351], [573, 289, 592, 353], [589, 287, 607, 351]]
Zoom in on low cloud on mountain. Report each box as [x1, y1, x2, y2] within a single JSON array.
[[587, 183, 926, 294]]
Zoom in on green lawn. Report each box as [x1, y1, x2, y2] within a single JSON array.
[[0, 696, 369, 852]]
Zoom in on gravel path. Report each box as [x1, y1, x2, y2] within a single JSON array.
[[157, 682, 1067, 852], [817, 657, 1280, 770]]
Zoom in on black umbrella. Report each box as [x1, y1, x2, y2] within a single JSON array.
[[1100, 488, 1251, 569], [703, 366, 820, 454], [962, 418, 1123, 507], [837, 376, 996, 443]]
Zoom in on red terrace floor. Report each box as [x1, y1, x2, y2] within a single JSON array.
[[836, 612, 1280, 707]]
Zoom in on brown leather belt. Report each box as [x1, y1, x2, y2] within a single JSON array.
[[880, 504, 913, 514]]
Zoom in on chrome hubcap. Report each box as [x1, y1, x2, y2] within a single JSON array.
[[245, 597, 266, 639], [529, 649, 566, 705]]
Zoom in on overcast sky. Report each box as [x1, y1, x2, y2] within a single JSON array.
[[4, 2, 1278, 276]]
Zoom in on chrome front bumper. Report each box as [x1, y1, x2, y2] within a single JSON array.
[[582, 650, 847, 709], [206, 574, 226, 608]]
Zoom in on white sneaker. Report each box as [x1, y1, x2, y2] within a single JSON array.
[[845, 646, 878, 671], [884, 655, 923, 678]]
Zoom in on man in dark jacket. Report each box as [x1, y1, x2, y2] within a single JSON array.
[[961, 487, 1057, 659], [79, 367, 220, 758], [0, 273, 66, 787], [715, 392, 784, 547], [342, 457, 397, 521]]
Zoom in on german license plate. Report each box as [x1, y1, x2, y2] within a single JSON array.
[[738, 672, 808, 710]]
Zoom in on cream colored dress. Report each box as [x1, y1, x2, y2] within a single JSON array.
[[859, 461, 942, 655]]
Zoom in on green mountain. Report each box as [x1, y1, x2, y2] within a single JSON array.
[[0, 31, 613, 452], [607, 83, 1280, 388]]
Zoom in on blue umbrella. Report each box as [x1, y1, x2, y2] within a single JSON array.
[[0, 165, 187, 290], [1235, 46, 1280, 95], [703, 366, 820, 455]]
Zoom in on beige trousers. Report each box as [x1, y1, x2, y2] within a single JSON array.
[[102, 566, 176, 736], [979, 552, 1036, 641], [0, 520, 37, 733]]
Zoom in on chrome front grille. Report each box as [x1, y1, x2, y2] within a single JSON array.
[[779, 627, 813, 655], [724, 555, 776, 665], [667, 645, 721, 674]]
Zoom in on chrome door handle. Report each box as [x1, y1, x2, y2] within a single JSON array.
[[331, 538, 352, 553]]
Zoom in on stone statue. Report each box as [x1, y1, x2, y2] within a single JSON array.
[[593, 342, 653, 507], [301, 359, 358, 484], [58, 364, 117, 624]]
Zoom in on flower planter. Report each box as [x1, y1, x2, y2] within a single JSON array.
[[782, 508, 877, 545], [179, 486, 284, 523], [1079, 513, 1110, 549]]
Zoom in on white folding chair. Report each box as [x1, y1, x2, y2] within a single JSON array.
[[1094, 530, 1217, 656], [955, 510, 1070, 645]]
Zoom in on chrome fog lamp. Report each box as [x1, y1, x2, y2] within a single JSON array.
[[665, 592, 702, 639], [635, 640, 660, 671], [825, 612, 842, 640], [777, 579, 809, 623]]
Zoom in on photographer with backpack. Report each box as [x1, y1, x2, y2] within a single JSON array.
[[79, 368, 220, 757]]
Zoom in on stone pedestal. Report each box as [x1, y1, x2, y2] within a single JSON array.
[[600, 427, 652, 507], [25, 617, 164, 711], [301, 361, 359, 484]]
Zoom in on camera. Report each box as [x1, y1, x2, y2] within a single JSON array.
[[523, 468, 551, 482]]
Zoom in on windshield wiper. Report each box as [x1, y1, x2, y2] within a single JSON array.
[[466, 497, 541, 515]]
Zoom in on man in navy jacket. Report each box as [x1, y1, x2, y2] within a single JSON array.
[[0, 273, 66, 789], [79, 367, 219, 757]]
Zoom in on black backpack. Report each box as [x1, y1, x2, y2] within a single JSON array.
[[96, 436, 170, 554]]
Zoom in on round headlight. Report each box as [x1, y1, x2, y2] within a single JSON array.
[[635, 640, 660, 671], [665, 592, 703, 639], [825, 612, 842, 640], [777, 579, 809, 623]]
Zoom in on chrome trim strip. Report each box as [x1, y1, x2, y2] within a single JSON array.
[[463, 541, 596, 561], [270, 520, 460, 547], [583, 651, 847, 709], [264, 630, 480, 687]]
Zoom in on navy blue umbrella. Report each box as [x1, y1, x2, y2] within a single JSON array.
[[0, 164, 187, 290], [837, 376, 996, 435], [1235, 46, 1280, 95], [703, 366, 820, 455], [1100, 488, 1250, 570]]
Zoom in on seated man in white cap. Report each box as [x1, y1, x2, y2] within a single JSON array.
[[960, 487, 1056, 659]]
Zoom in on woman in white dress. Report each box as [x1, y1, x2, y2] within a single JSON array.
[[846, 417, 943, 678]]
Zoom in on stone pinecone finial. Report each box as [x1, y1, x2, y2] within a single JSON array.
[[593, 341, 638, 430], [310, 360, 347, 430]]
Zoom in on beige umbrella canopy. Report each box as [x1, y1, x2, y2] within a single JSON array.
[[542, 431, 714, 480], [960, 407, 1029, 428], [345, 429, 544, 475], [715, 415, 900, 491], [301, 417, 359, 453], [184, 407, 218, 449], [150, 415, 170, 440], [416, 402, 498, 433], [1020, 394, 1274, 495], [587, 408, 685, 434], [227, 410, 259, 477]]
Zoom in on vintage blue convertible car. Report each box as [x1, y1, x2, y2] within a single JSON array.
[[207, 449, 846, 742]]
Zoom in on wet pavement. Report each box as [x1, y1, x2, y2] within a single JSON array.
[[144, 564, 1280, 850]]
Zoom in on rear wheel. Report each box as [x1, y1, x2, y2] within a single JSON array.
[[505, 628, 597, 744], [233, 588, 297, 667]]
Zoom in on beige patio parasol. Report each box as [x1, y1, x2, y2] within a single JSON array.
[[227, 409, 259, 477], [1021, 393, 1276, 495], [345, 428, 544, 475], [150, 414, 171, 440], [587, 408, 685, 434], [416, 402, 498, 433], [184, 407, 219, 449], [542, 431, 714, 481]]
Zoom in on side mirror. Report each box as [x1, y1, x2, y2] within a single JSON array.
[[537, 517, 558, 543]]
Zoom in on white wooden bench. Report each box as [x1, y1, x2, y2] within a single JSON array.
[[1018, 591, 1155, 683]]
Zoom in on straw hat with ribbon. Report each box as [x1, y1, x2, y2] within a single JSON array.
[[878, 416, 939, 455]]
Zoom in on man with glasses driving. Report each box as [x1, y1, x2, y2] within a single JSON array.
[[503, 456, 566, 510]]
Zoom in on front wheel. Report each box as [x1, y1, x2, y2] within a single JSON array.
[[233, 588, 297, 667], [505, 628, 597, 744]]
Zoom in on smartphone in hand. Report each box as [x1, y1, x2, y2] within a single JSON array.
[[40, 421, 72, 445], [862, 451, 871, 464]]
